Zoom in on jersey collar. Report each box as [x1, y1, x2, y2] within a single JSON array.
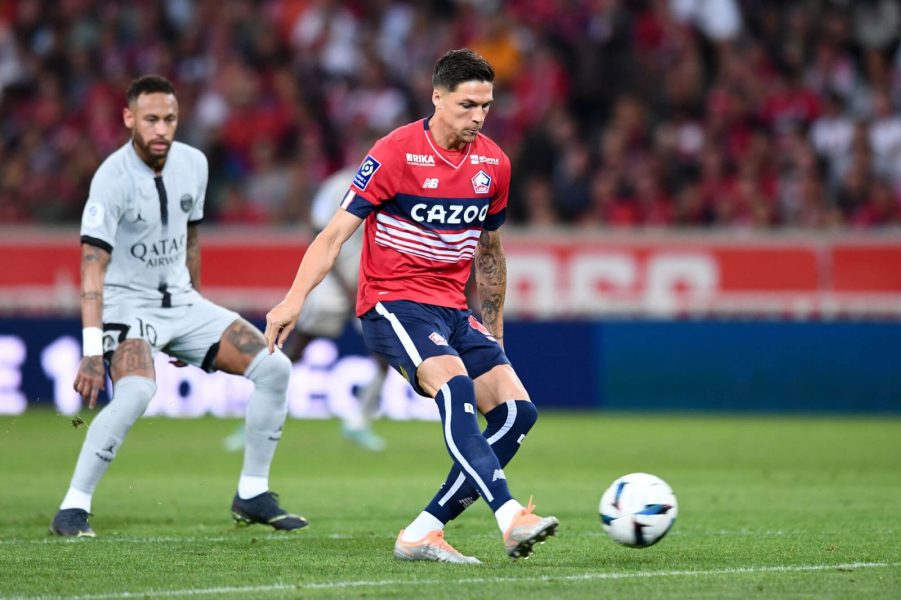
[[423, 117, 472, 170]]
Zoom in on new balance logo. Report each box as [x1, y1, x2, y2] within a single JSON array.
[[492, 469, 506, 481], [406, 153, 435, 166], [422, 178, 439, 189]]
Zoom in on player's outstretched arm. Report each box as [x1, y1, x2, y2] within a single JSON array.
[[264, 209, 363, 353], [475, 228, 507, 349], [74, 243, 111, 409]]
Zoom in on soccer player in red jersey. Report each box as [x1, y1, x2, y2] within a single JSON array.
[[265, 49, 557, 562]]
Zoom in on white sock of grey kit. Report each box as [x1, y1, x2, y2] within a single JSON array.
[[60, 376, 157, 511], [239, 349, 291, 497]]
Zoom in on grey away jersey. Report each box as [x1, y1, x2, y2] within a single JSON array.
[[80, 140, 207, 308]]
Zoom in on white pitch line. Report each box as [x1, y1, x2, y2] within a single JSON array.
[[5, 562, 899, 600]]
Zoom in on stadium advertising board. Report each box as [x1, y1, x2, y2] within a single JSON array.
[[2, 317, 899, 416], [0, 318, 439, 419], [1, 230, 899, 318]]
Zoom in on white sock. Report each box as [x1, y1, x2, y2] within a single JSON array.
[[62, 376, 155, 511], [495, 499, 524, 533], [60, 487, 93, 512], [241, 350, 290, 487], [400, 511, 445, 542], [237, 475, 268, 499]]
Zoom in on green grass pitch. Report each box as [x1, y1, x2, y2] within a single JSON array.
[[1, 410, 899, 598]]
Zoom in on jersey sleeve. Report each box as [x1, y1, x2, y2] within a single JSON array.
[[80, 170, 124, 253], [189, 151, 207, 223], [483, 151, 510, 231], [340, 137, 400, 220]]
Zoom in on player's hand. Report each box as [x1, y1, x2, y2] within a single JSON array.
[[73, 355, 106, 410], [264, 300, 301, 353]]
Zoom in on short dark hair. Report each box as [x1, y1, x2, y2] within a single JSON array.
[[126, 75, 176, 104], [432, 49, 495, 92]]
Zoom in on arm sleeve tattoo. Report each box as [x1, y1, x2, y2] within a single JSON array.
[[475, 229, 507, 342]]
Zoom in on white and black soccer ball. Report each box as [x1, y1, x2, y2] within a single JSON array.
[[599, 472, 678, 548]]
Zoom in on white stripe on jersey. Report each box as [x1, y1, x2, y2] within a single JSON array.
[[375, 221, 479, 253], [374, 234, 476, 263], [376, 212, 482, 244], [373, 211, 480, 262]]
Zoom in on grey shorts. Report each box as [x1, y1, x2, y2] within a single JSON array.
[[102, 296, 241, 372]]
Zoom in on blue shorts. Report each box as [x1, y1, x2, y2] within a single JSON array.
[[360, 300, 510, 396]]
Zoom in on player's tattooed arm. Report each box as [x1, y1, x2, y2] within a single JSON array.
[[76, 243, 111, 408], [475, 229, 507, 346], [186, 224, 201, 291], [80, 243, 110, 328]]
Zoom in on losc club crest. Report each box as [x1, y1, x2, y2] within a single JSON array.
[[180, 194, 194, 213], [471, 170, 491, 194]]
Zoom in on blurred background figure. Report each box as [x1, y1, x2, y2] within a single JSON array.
[[225, 157, 389, 453]]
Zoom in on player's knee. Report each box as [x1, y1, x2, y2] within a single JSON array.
[[245, 349, 292, 392], [516, 399, 539, 431]]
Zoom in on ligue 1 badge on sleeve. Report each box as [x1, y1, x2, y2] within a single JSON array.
[[180, 194, 194, 213], [354, 155, 382, 190], [84, 203, 105, 228]]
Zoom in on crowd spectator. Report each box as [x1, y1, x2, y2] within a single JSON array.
[[1, 0, 901, 229]]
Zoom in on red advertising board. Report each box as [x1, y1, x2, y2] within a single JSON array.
[[1, 228, 899, 318]]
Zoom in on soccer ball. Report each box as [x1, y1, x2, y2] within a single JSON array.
[[599, 472, 678, 548]]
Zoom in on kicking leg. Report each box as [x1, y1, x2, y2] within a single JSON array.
[[405, 365, 537, 535], [423, 399, 537, 523], [401, 364, 556, 559], [397, 358, 521, 561]]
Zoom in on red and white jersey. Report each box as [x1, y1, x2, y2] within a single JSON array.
[[341, 118, 510, 316]]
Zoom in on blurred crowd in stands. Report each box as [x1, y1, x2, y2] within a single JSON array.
[[2, 0, 901, 229]]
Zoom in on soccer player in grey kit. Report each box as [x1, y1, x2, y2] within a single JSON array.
[[50, 75, 306, 537]]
